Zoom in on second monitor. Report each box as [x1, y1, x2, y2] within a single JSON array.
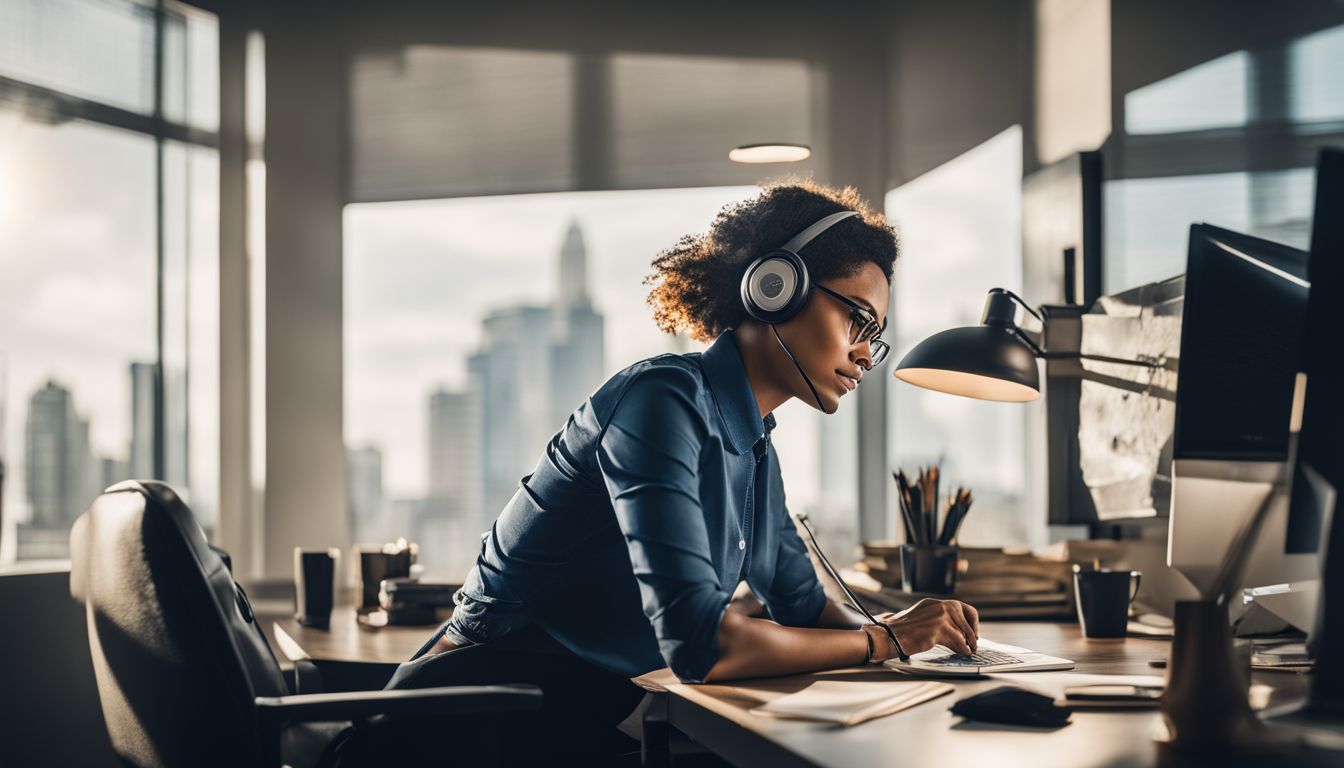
[[1167, 222, 1316, 618]]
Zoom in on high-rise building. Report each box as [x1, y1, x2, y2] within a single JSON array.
[[469, 306, 555, 528], [550, 220, 605, 431], [99, 456, 129, 493], [467, 221, 606, 530], [428, 388, 478, 511], [129, 361, 156, 480], [346, 444, 385, 544], [557, 220, 589, 312], [23, 381, 96, 531], [162, 366, 188, 490]]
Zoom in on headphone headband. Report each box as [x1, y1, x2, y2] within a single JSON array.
[[739, 209, 860, 326], [779, 210, 860, 254]]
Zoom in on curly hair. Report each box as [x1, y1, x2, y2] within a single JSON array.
[[644, 179, 899, 344]]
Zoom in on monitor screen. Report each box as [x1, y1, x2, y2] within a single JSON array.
[[1288, 148, 1344, 554], [1173, 223, 1309, 462]]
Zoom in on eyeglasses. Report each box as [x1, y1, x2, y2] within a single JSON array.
[[815, 284, 890, 368]]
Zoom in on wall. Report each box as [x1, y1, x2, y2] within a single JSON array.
[[0, 567, 119, 767], [886, 0, 1032, 188]]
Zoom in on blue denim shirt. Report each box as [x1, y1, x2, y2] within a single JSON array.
[[446, 329, 827, 682]]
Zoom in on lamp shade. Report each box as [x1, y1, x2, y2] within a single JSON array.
[[893, 325, 1041, 402]]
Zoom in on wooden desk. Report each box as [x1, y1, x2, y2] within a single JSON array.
[[640, 622, 1318, 768], [264, 606, 442, 666]]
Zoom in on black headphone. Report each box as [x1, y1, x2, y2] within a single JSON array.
[[738, 209, 861, 412], [739, 210, 860, 323]]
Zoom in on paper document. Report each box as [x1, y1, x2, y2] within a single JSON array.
[[750, 680, 953, 726], [988, 672, 1165, 700]]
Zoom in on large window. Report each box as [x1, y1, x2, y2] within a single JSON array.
[[345, 187, 839, 578], [1106, 22, 1344, 291], [0, 0, 218, 563], [885, 126, 1041, 547]]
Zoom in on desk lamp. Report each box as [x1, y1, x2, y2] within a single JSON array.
[[893, 287, 1158, 402]]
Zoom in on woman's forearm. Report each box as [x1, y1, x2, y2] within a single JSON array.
[[701, 609, 868, 682], [813, 599, 865, 629]]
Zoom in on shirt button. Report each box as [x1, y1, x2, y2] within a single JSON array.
[[738, 539, 746, 551]]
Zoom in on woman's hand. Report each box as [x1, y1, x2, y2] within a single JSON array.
[[870, 598, 980, 660]]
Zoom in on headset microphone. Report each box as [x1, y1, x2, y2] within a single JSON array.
[[740, 210, 860, 413], [771, 324, 827, 412]]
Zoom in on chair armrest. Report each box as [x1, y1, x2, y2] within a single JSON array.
[[257, 683, 542, 723], [255, 684, 542, 767]]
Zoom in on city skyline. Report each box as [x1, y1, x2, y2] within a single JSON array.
[[348, 218, 606, 577], [11, 362, 160, 560], [342, 186, 747, 500]]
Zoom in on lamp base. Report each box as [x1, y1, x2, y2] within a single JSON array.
[[1157, 599, 1308, 756]]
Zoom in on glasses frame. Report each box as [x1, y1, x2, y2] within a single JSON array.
[[814, 284, 890, 368]]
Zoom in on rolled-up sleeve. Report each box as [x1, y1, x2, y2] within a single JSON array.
[[597, 367, 730, 683]]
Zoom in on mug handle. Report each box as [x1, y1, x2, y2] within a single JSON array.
[[1128, 572, 1142, 604]]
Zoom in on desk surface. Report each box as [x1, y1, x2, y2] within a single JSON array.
[[262, 606, 441, 666], [643, 622, 1316, 768]]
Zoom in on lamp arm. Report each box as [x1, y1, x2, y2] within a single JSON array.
[[989, 288, 1045, 324], [1008, 325, 1046, 357], [983, 288, 1164, 370], [1049, 352, 1164, 369]]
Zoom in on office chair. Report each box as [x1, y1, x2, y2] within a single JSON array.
[[69, 480, 540, 767]]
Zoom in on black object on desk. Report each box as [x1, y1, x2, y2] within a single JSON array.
[[295, 548, 339, 629], [379, 578, 459, 626], [1072, 565, 1140, 639], [357, 540, 417, 610], [951, 686, 1072, 728], [899, 544, 958, 594]]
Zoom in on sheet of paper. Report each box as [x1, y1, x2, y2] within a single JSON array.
[[750, 680, 953, 726], [987, 671, 1166, 699]]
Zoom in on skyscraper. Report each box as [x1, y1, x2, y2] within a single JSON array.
[[550, 219, 605, 431], [129, 361, 156, 480], [428, 388, 477, 505], [468, 220, 606, 529], [23, 380, 95, 531], [469, 306, 556, 527], [346, 444, 384, 544], [559, 221, 587, 304]]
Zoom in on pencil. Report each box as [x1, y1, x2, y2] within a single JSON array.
[[893, 471, 918, 544]]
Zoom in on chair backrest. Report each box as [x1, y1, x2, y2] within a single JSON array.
[[70, 481, 289, 767]]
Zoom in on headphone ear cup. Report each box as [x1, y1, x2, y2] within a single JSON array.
[[740, 249, 811, 324]]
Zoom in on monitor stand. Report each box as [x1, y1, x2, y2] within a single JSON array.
[[1263, 464, 1343, 731], [1168, 458, 1320, 622]]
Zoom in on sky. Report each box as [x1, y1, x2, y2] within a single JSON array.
[[0, 116, 158, 494]]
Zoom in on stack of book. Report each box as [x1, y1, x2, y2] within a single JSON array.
[[848, 541, 1124, 619]]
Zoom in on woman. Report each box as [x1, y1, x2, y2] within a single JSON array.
[[386, 181, 981, 761]]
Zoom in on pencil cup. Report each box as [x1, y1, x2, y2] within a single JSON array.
[[899, 544, 958, 594]]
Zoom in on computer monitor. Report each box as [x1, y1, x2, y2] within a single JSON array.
[[1166, 224, 1315, 605], [1298, 148, 1344, 709]]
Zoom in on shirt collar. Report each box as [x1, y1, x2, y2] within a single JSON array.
[[699, 329, 770, 456]]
